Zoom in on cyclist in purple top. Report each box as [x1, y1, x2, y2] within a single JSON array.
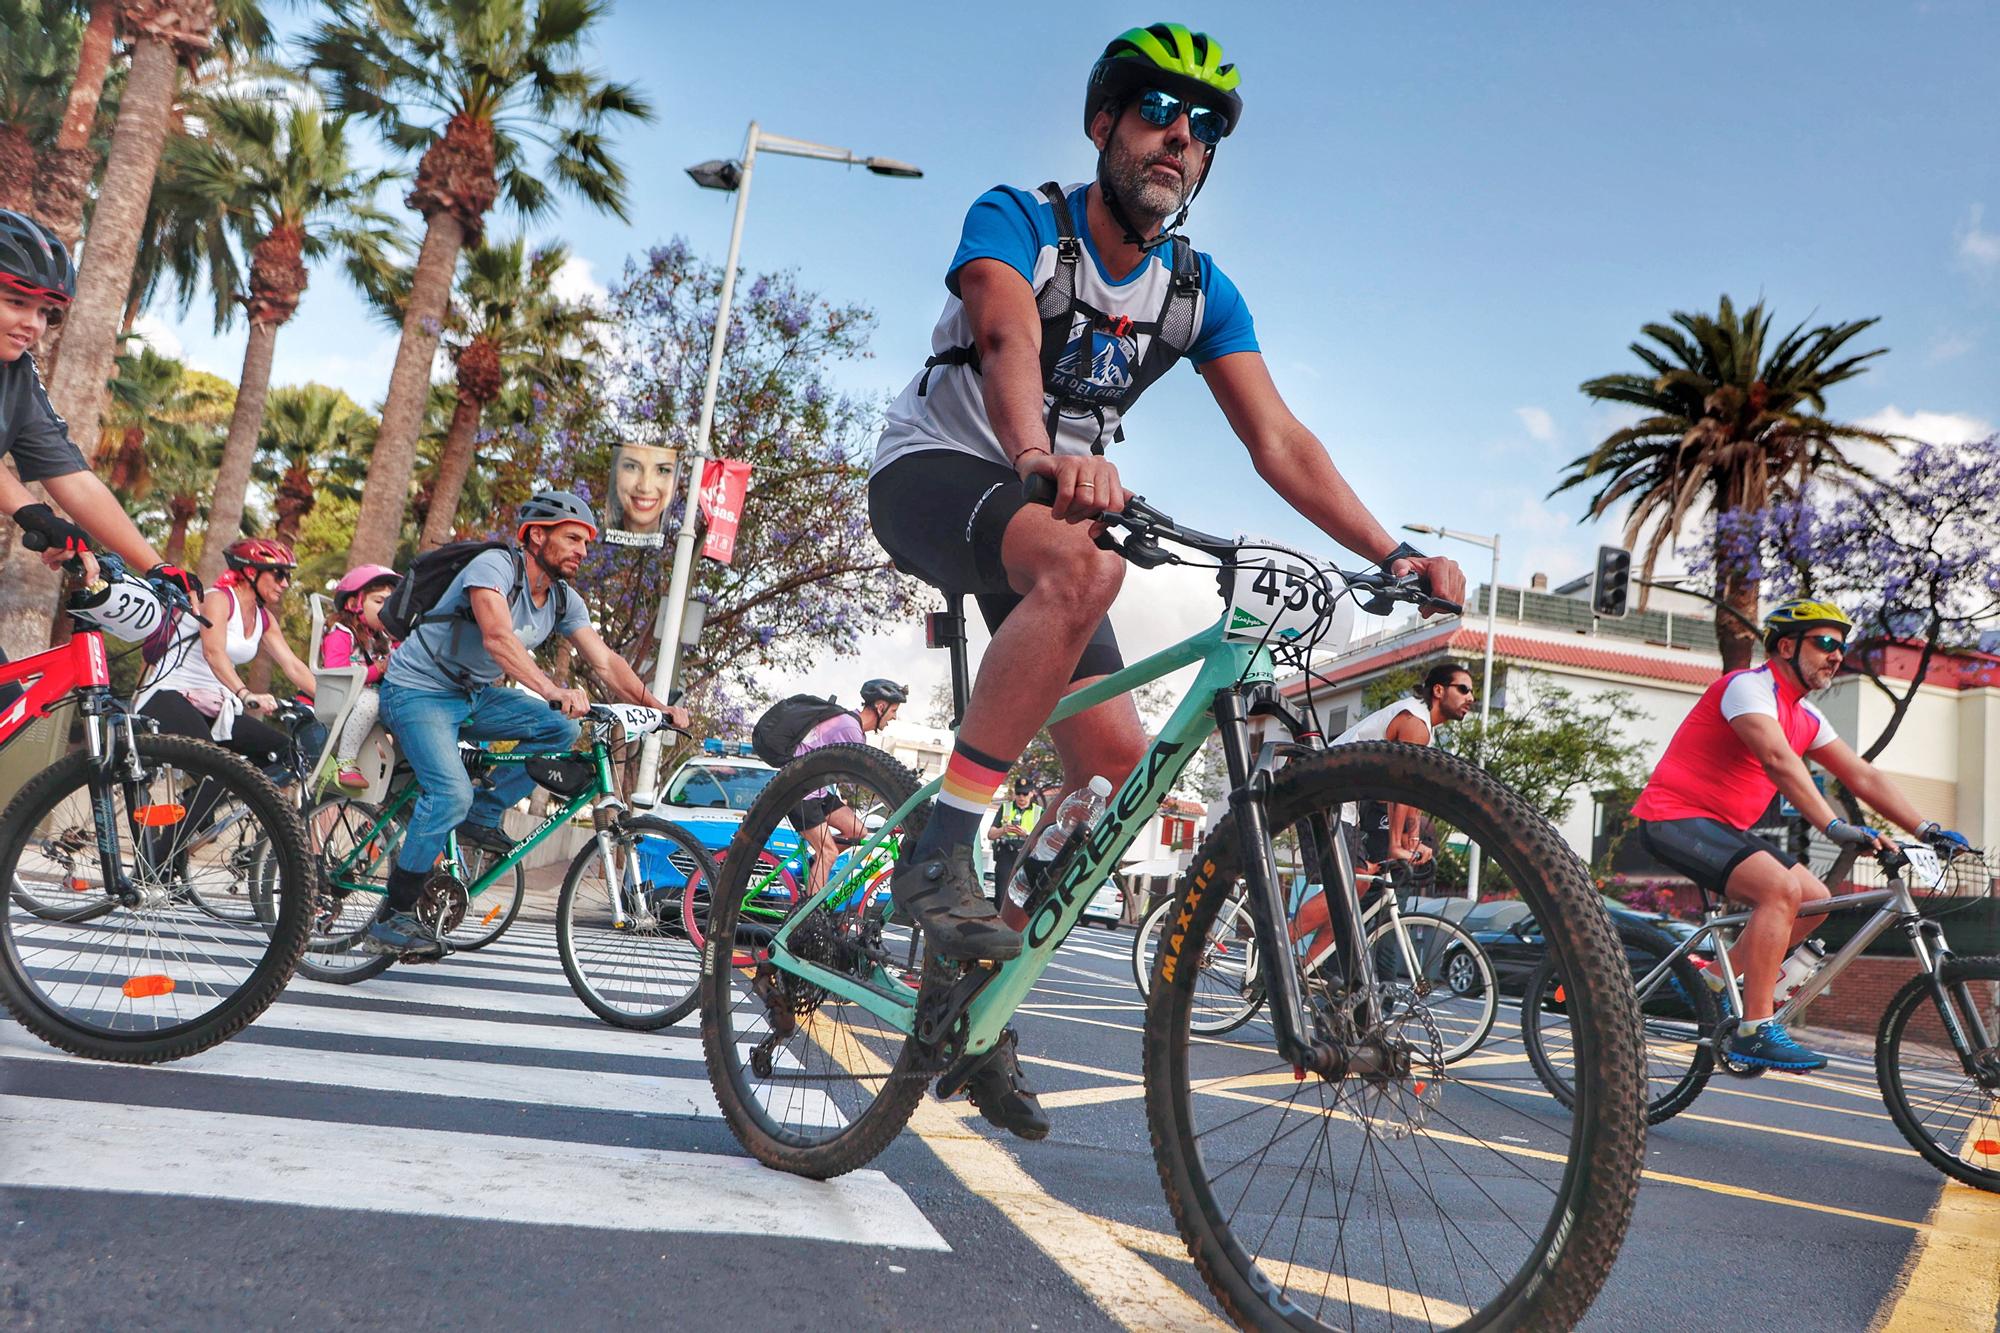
[[791, 679, 908, 895]]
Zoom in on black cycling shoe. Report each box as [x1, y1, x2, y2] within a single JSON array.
[[454, 820, 514, 856], [890, 844, 1022, 961], [964, 1029, 1049, 1141]]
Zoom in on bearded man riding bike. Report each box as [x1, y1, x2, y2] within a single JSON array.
[[1631, 598, 1972, 1071], [368, 491, 690, 957], [868, 23, 1465, 1136], [0, 209, 200, 667]]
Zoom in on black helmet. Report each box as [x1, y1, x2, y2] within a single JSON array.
[[516, 490, 599, 540], [859, 679, 908, 705], [0, 208, 75, 306]]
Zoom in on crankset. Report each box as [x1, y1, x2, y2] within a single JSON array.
[[413, 874, 469, 936], [1709, 1017, 1769, 1079]]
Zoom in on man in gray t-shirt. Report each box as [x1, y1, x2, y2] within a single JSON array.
[[369, 490, 689, 958]]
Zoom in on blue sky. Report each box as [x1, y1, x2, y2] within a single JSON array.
[[149, 3, 2000, 703]]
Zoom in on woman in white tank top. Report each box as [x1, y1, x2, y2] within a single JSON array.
[[137, 537, 318, 770]]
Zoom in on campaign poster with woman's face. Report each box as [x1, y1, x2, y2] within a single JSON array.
[[605, 442, 678, 547]]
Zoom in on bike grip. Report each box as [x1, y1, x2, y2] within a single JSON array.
[[1022, 474, 1058, 507]]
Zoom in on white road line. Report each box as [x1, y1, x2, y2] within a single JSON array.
[[246, 1003, 703, 1060], [0, 1022, 808, 1122], [0, 1095, 946, 1252]]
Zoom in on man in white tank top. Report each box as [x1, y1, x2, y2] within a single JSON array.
[[1292, 662, 1478, 953]]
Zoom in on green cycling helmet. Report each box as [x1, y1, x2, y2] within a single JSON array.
[[1763, 597, 1853, 647], [1085, 22, 1243, 139]]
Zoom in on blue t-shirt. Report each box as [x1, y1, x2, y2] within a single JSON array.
[[384, 548, 590, 693], [873, 182, 1258, 474]]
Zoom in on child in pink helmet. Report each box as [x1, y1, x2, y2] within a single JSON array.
[[323, 564, 399, 790]]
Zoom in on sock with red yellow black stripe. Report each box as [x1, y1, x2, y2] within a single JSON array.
[[910, 738, 1012, 860]]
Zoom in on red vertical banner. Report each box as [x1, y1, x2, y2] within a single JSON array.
[[698, 458, 752, 564]]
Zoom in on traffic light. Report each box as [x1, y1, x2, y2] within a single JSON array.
[[1593, 546, 1632, 618]]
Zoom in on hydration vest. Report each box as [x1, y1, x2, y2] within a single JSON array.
[[917, 181, 1202, 453]]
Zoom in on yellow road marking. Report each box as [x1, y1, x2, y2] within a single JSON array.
[[807, 1015, 1226, 1332], [1873, 1111, 2000, 1332], [1104, 1220, 1474, 1326]]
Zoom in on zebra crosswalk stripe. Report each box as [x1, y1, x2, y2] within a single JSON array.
[[1, 917, 945, 1252]]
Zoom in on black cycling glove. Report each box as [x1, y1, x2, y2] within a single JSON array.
[[14, 502, 90, 557]]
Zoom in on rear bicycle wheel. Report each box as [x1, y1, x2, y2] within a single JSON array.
[[1367, 911, 1498, 1063], [699, 744, 930, 1179], [291, 797, 397, 984], [556, 816, 710, 1029], [1144, 741, 1646, 1331], [1133, 890, 1265, 1035], [1877, 954, 2000, 1192], [1522, 915, 1717, 1125], [683, 845, 799, 965], [0, 733, 312, 1063], [445, 846, 525, 951]]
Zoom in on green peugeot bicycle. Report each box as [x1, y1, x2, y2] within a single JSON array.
[[302, 704, 717, 1028], [700, 483, 1647, 1331]]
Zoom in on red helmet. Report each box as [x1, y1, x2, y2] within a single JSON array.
[[223, 537, 295, 572]]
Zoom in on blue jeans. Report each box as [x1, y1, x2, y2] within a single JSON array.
[[378, 681, 580, 875]]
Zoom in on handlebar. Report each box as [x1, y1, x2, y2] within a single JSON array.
[[1019, 475, 1463, 617]]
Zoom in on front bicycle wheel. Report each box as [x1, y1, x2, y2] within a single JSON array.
[[699, 744, 930, 1180], [1877, 954, 2000, 1192], [290, 797, 398, 984], [1521, 915, 1718, 1125], [1144, 741, 1645, 1331], [1367, 910, 1499, 1064], [0, 733, 312, 1063], [556, 816, 710, 1029], [1133, 891, 1265, 1035]]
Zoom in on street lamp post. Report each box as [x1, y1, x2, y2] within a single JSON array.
[[632, 122, 921, 805], [1404, 523, 1500, 902]]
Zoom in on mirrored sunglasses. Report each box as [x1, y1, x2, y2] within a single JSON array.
[[1135, 88, 1228, 146], [1804, 633, 1846, 655]]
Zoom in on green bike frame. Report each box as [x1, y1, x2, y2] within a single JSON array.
[[765, 616, 1269, 1059], [328, 739, 624, 908]]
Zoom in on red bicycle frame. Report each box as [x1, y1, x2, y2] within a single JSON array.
[[0, 630, 110, 748]]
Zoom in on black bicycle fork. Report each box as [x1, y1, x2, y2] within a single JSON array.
[[1213, 687, 1389, 1080]]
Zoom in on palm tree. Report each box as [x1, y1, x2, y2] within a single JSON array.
[[159, 95, 401, 586], [0, 0, 82, 213], [1551, 295, 1897, 670], [0, 0, 265, 658], [251, 382, 371, 550], [95, 347, 230, 556], [415, 237, 594, 549], [304, 0, 651, 566], [38, 0, 119, 246]]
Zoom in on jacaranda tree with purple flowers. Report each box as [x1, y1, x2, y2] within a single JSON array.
[[1693, 435, 2000, 762], [520, 240, 917, 764]]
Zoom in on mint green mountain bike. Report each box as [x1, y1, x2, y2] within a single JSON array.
[[700, 484, 1647, 1331]]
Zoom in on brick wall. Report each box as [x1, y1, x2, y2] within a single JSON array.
[[1796, 955, 2000, 1043]]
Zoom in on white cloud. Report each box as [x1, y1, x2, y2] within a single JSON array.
[[1957, 205, 2000, 271], [1514, 406, 1557, 444], [1927, 332, 1975, 363], [552, 255, 610, 309], [1856, 405, 1995, 447], [127, 313, 183, 359]]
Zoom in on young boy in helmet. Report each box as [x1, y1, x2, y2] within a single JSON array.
[[369, 491, 690, 957], [865, 24, 1466, 1138], [0, 208, 199, 624], [1632, 598, 1971, 1071]]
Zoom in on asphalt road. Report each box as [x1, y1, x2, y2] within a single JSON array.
[[4, 907, 1997, 1331]]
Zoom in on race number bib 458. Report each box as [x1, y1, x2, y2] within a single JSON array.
[[1224, 543, 1355, 650]]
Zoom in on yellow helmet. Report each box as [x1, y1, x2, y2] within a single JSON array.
[[1763, 598, 1852, 649]]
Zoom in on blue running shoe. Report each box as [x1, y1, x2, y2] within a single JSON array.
[[363, 910, 451, 960], [1727, 1019, 1826, 1071]]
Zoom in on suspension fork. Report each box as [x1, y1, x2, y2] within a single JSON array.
[[1214, 690, 1350, 1074], [592, 801, 632, 928], [83, 704, 142, 903]]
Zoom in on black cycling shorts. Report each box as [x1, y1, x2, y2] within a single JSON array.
[[1638, 817, 1796, 897], [790, 794, 845, 833], [869, 449, 1124, 682]]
